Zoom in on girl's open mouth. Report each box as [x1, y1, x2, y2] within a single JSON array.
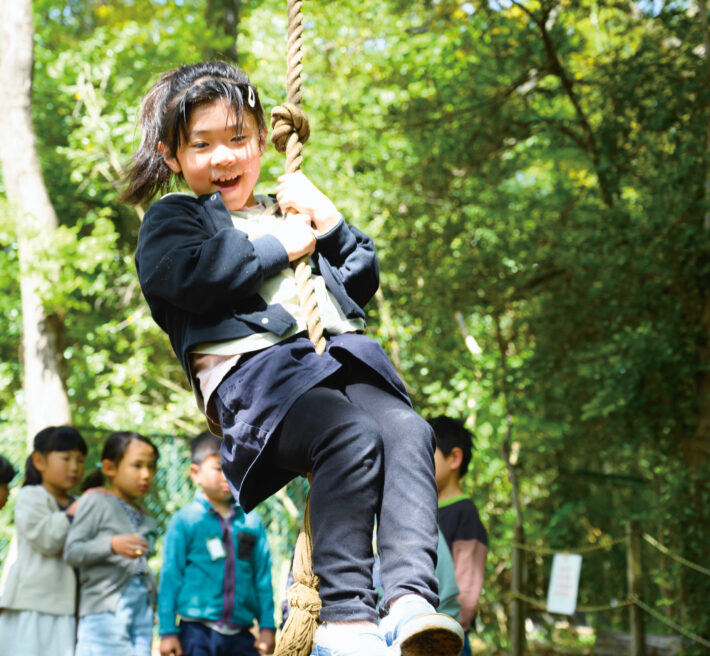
[[214, 175, 240, 188]]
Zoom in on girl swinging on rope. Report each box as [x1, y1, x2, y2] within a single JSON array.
[[124, 61, 464, 656]]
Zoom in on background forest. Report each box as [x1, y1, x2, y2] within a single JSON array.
[[1, 0, 709, 653]]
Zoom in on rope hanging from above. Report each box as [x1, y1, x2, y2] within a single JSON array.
[[270, 0, 326, 355], [273, 493, 321, 656], [271, 2, 322, 655]]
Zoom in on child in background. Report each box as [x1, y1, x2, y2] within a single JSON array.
[[0, 454, 16, 511], [370, 527, 461, 625], [0, 426, 87, 656], [159, 432, 276, 656], [64, 431, 159, 656], [430, 416, 488, 656], [127, 60, 463, 656]]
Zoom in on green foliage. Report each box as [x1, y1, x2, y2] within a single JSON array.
[[0, 0, 709, 651]]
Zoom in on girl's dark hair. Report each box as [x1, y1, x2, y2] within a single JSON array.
[[121, 60, 266, 206], [24, 426, 88, 487], [0, 455, 16, 486], [81, 431, 159, 492]]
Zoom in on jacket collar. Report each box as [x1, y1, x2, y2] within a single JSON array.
[[194, 489, 243, 518]]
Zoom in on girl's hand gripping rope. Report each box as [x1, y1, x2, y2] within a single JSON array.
[[276, 171, 340, 235], [266, 212, 316, 262]]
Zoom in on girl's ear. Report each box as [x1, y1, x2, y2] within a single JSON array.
[[158, 142, 181, 174], [189, 463, 201, 485], [101, 458, 118, 478], [31, 452, 47, 473]]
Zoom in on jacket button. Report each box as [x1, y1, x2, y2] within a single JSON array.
[[261, 318, 269, 324], [210, 194, 217, 201]]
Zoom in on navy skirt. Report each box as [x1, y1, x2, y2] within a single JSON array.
[[215, 332, 409, 511]]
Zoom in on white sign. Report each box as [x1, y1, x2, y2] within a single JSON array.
[[546, 553, 582, 615]]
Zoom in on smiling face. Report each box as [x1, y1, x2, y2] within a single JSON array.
[[104, 439, 157, 503], [162, 99, 265, 211]]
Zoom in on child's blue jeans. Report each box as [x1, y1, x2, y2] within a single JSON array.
[[75, 575, 153, 656], [179, 621, 260, 655], [264, 370, 440, 623], [462, 632, 472, 656]]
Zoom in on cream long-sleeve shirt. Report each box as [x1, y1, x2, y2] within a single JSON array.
[[0, 485, 76, 615]]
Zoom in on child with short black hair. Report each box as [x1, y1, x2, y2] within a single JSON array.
[[430, 416, 488, 654], [0, 454, 16, 511], [0, 426, 87, 656], [158, 431, 276, 656], [127, 61, 463, 656], [64, 431, 159, 656]]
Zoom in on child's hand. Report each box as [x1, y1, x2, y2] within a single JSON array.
[[256, 628, 276, 654], [82, 486, 111, 497], [111, 533, 148, 558], [276, 172, 340, 235], [267, 213, 316, 262], [159, 635, 183, 656]]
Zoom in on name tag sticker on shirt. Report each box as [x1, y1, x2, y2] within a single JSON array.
[[206, 537, 226, 560]]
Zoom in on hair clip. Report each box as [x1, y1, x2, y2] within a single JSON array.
[[247, 85, 256, 108]]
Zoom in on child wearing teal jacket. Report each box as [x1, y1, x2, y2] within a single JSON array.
[[158, 434, 275, 656]]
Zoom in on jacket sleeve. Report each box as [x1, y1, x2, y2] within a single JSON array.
[[314, 218, 379, 309], [158, 514, 188, 636], [14, 488, 70, 557], [251, 519, 276, 629], [63, 494, 115, 567], [452, 539, 488, 630], [136, 196, 289, 315]]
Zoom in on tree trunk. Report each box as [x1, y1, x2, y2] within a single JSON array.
[[688, 0, 710, 466], [0, 0, 71, 443], [205, 0, 242, 61], [493, 313, 527, 656]]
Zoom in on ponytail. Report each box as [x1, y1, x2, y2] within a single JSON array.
[[23, 454, 42, 487], [81, 467, 104, 492], [119, 72, 175, 205]]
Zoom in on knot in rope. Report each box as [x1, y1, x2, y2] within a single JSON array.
[[286, 580, 322, 613], [270, 102, 310, 154], [274, 496, 321, 656]]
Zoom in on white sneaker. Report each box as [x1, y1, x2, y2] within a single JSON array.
[[380, 597, 464, 656], [310, 622, 392, 656]]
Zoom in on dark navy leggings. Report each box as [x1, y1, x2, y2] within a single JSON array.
[[264, 371, 440, 622]]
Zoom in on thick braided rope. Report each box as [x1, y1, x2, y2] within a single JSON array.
[[274, 493, 321, 656], [271, 0, 326, 356], [272, 3, 321, 655]]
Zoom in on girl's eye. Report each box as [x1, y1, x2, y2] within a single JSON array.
[[232, 135, 246, 143], [192, 141, 208, 149]]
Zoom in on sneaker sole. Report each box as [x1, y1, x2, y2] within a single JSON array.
[[398, 614, 464, 656]]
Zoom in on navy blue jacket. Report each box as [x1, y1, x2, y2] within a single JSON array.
[[136, 192, 408, 510], [135, 192, 379, 379]]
